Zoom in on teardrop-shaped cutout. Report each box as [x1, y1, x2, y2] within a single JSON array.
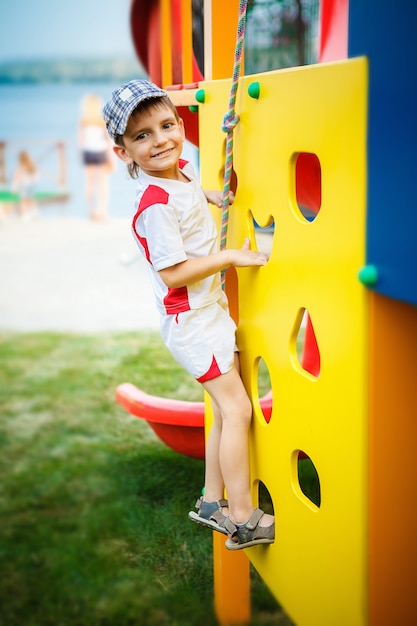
[[291, 450, 321, 510], [290, 308, 320, 379], [257, 479, 274, 516], [297, 451, 321, 508]]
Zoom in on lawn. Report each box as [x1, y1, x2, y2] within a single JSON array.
[[0, 331, 293, 626]]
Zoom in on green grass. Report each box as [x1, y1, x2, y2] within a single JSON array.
[[0, 331, 293, 626]]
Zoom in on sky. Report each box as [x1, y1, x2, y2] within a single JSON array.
[[0, 0, 136, 61]]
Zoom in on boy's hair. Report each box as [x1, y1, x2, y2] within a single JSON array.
[[115, 96, 180, 179]]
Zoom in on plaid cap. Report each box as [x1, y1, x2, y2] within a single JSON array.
[[103, 79, 167, 141]]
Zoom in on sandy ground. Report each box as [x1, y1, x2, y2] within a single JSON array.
[[0, 216, 160, 332], [0, 215, 273, 333]]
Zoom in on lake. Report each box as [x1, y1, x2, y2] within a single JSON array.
[[0, 83, 199, 219]]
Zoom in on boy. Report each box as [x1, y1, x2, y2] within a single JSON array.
[[103, 79, 274, 549]]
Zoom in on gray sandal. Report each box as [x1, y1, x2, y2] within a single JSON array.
[[224, 508, 275, 550], [188, 496, 229, 535]]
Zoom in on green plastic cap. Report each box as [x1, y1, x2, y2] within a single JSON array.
[[248, 81, 260, 99], [195, 89, 205, 104], [358, 264, 379, 286]]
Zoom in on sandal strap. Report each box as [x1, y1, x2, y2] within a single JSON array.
[[225, 508, 264, 534], [210, 508, 226, 526], [245, 508, 264, 530], [195, 496, 228, 510], [195, 497, 228, 526], [226, 508, 274, 544], [224, 517, 238, 535]]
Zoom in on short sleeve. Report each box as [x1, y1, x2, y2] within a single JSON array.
[[139, 203, 188, 271]]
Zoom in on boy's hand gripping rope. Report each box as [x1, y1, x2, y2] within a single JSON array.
[[220, 0, 248, 289]]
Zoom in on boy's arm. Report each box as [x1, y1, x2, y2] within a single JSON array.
[[158, 238, 267, 289]]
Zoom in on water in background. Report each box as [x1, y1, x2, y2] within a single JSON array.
[[0, 83, 199, 219]]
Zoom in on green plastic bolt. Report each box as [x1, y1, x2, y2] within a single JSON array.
[[358, 264, 379, 286], [195, 89, 205, 104], [189, 105, 199, 113], [248, 81, 260, 99]]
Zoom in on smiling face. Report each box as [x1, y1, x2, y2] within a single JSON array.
[[114, 100, 185, 180]]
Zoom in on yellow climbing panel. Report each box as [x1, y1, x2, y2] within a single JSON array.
[[198, 57, 369, 625]]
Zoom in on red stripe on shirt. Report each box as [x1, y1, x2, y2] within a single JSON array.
[[163, 286, 190, 314], [132, 179, 192, 315], [132, 185, 169, 263]]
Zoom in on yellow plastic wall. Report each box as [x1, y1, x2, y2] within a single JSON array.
[[198, 58, 369, 625]]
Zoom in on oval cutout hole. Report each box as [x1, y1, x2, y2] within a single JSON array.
[[297, 451, 321, 508], [256, 357, 273, 424], [294, 152, 321, 222]]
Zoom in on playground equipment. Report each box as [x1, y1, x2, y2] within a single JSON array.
[[116, 0, 417, 624], [116, 383, 272, 460]]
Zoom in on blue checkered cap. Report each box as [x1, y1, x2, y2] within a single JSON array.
[[103, 79, 167, 141]]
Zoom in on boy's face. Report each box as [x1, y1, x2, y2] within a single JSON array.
[[114, 102, 185, 179]]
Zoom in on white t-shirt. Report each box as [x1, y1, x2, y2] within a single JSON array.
[[132, 160, 223, 315], [80, 125, 108, 153]]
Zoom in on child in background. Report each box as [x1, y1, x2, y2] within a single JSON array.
[[103, 79, 274, 550], [12, 150, 39, 219], [78, 93, 114, 222]]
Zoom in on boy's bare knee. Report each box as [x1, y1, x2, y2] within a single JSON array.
[[224, 394, 252, 426]]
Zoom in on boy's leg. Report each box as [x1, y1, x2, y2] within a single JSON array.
[[203, 398, 226, 503], [203, 354, 244, 508], [202, 357, 255, 525], [202, 354, 274, 530]]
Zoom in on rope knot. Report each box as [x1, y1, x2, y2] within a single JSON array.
[[222, 112, 240, 133]]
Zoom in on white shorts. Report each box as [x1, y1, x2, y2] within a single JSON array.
[[160, 297, 238, 382]]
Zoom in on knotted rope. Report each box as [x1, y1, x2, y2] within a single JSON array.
[[220, 0, 248, 289]]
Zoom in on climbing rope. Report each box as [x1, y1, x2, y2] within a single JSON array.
[[220, 0, 248, 289]]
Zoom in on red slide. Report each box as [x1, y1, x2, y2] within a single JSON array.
[[116, 383, 272, 460]]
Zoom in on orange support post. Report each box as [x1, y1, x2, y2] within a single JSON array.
[[160, 0, 173, 87], [180, 0, 193, 84], [213, 533, 250, 625], [209, 0, 242, 80], [369, 292, 417, 624]]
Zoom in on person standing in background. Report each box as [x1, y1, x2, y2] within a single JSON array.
[[78, 93, 114, 222]]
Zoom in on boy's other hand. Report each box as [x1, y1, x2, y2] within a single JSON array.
[[228, 238, 268, 267], [205, 190, 235, 207]]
